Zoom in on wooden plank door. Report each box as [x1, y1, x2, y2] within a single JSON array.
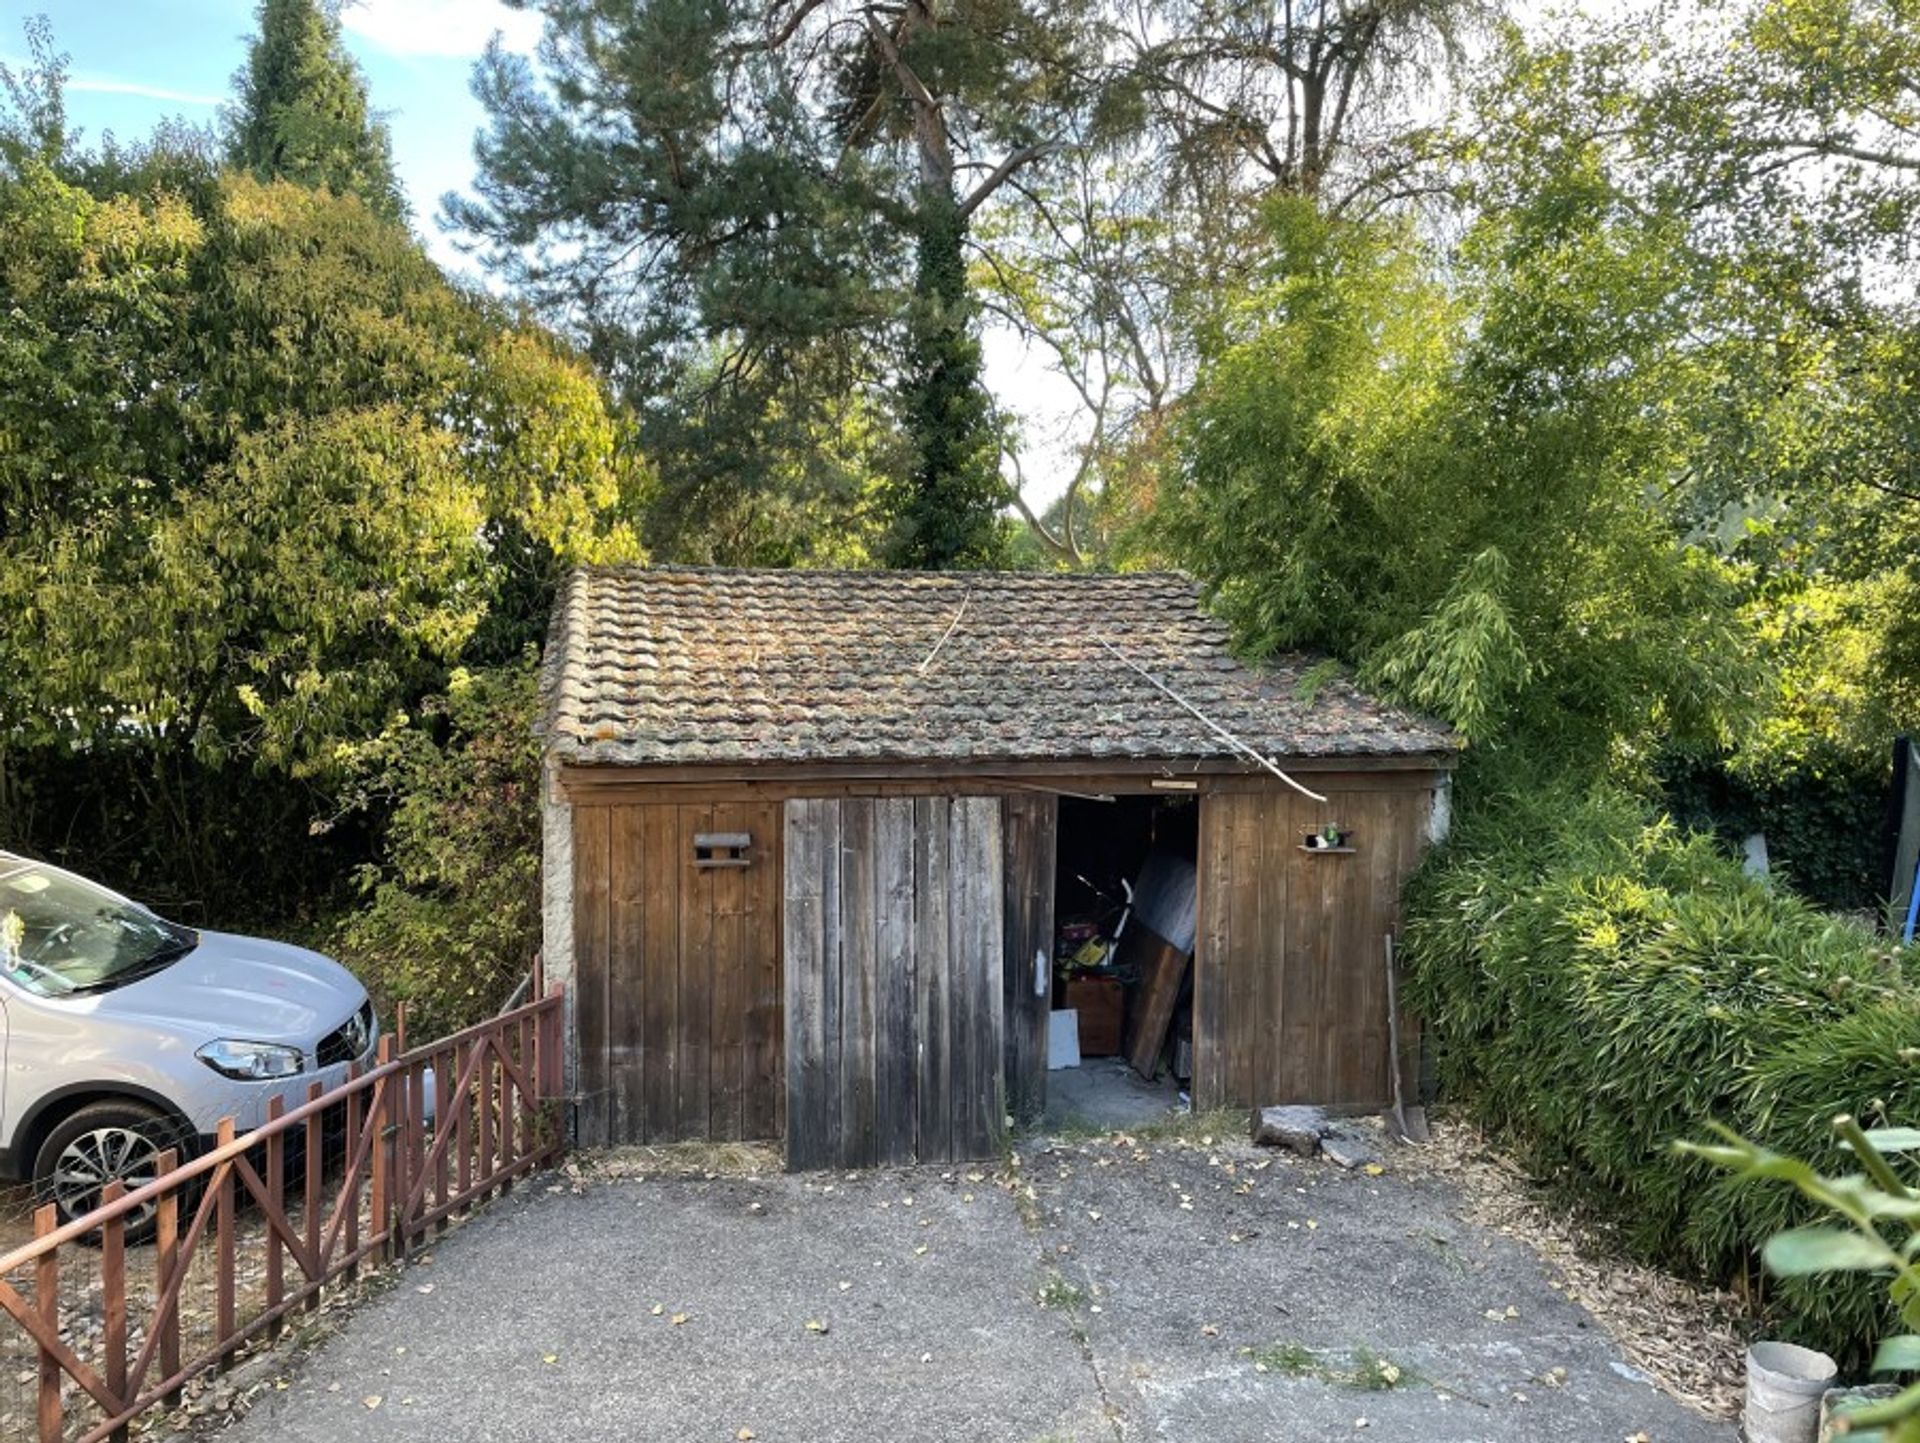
[[572, 798, 784, 1146], [1001, 793, 1056, 1127], [1192, 785, 1434, 1111], [784, 796, 1006, 1170]]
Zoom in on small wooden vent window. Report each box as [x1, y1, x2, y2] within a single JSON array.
[[693, 831, 753, 868]]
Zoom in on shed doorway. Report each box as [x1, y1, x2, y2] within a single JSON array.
[[1043, 792, 1197, 1130]]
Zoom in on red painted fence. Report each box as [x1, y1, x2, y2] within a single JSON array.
[[0, 979, 566, 1443]]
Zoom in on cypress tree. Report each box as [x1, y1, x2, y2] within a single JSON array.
[[226, 0, 404, 223]]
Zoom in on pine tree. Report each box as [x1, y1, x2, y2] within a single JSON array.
[[226, 0, 404, 223], [453, 0, 1091, 570]]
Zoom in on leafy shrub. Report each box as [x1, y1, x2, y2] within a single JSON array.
[[330, 661, 542, 1037], [1403, 779, 1920, 1362]]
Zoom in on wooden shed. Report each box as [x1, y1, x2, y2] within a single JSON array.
[[539, 567, 1457, 1169]]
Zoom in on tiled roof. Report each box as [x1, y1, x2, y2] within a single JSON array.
[[539, 568, 1457, 768]]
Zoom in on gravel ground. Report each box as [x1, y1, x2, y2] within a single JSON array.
[[203, 1127, 1735, 1443]]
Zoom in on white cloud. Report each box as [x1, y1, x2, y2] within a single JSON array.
[[339, 0, 543, 58], [66, 74, 223, 106]]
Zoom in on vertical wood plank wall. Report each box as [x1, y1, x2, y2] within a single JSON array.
[[567, 768, 1442, 1153], [1195, 784, 1433, 1110], [784, 796, 1006, 1170], [571, 799, 784, 1146], [1001, 793, 1058, 1128]]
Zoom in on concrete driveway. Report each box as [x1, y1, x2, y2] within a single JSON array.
[[216, 1133, 1735, 1443]]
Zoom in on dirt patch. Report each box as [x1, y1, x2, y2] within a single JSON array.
[[0, 1183, 32, 1250], [1396, 1113, 1747, 1419]]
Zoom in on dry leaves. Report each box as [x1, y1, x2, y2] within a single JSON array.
[[1401, 1116, 1745, 1419]]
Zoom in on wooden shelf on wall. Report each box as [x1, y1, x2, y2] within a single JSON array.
[[1297, 844, 1357, 855]]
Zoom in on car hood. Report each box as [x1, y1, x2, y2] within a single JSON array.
[[84, 931, 367, 1046]]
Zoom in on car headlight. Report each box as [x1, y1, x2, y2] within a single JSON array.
[[196, 1039, 306, 1080]]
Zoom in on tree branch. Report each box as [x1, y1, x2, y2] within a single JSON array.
[[1748, 135, 1920, 173], [956, 140, 1067, 220]]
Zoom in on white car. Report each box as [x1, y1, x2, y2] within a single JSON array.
[[0, 850, 377, 1230]]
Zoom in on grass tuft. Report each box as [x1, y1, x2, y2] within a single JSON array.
[[1243, 1340, 1412, 1390]]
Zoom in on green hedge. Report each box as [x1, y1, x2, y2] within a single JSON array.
[[330, 663, 543, 1038], [1402, 781, 1920, 1364]]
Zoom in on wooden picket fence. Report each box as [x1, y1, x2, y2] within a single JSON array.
[[0, 978, 566, 1443]]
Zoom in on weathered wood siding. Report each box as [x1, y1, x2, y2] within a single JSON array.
[[1194, 784, 1433, 1110], [571, 799, 784, 1146], [1000, 793, 1057, 1127], [784, 796, 1006, 1170]]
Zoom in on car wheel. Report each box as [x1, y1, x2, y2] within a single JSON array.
[[32, 1101, 188, 1241]]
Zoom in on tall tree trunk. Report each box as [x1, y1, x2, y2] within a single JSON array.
[[875, 0, 1008, 570], [890, 192, 1005, 568]]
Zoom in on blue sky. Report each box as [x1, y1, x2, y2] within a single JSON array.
[[0, 1, 538, 272]]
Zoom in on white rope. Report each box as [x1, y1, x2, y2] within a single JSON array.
[[1096, 638, 1329, 804], [918, 588, 972, 673], [1004, 780, 1118, 804]]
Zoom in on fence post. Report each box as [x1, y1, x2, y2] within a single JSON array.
[[100, 1179, 128, 1443], [264, 1094, 285, 1340], [453, 1036, 472, 1216], [432, 1040, 452, 1235], [303, 1081, 323, 1315], [370, 1036, 394, 1263], [34, 1202, 61, 1443], [401, 1055, 425, 1257], [214, 1117, 237, 1370], [154, 1148, 183, 1406], [501, 1014, 520, 1194]]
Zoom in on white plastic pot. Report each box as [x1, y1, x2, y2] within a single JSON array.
[[1745, 1341, 1837, 1443]]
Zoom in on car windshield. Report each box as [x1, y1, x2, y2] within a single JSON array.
[[0, 860, 198, 998]]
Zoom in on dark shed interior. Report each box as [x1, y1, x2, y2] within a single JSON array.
[[1047, 794, 1199, 1123]]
